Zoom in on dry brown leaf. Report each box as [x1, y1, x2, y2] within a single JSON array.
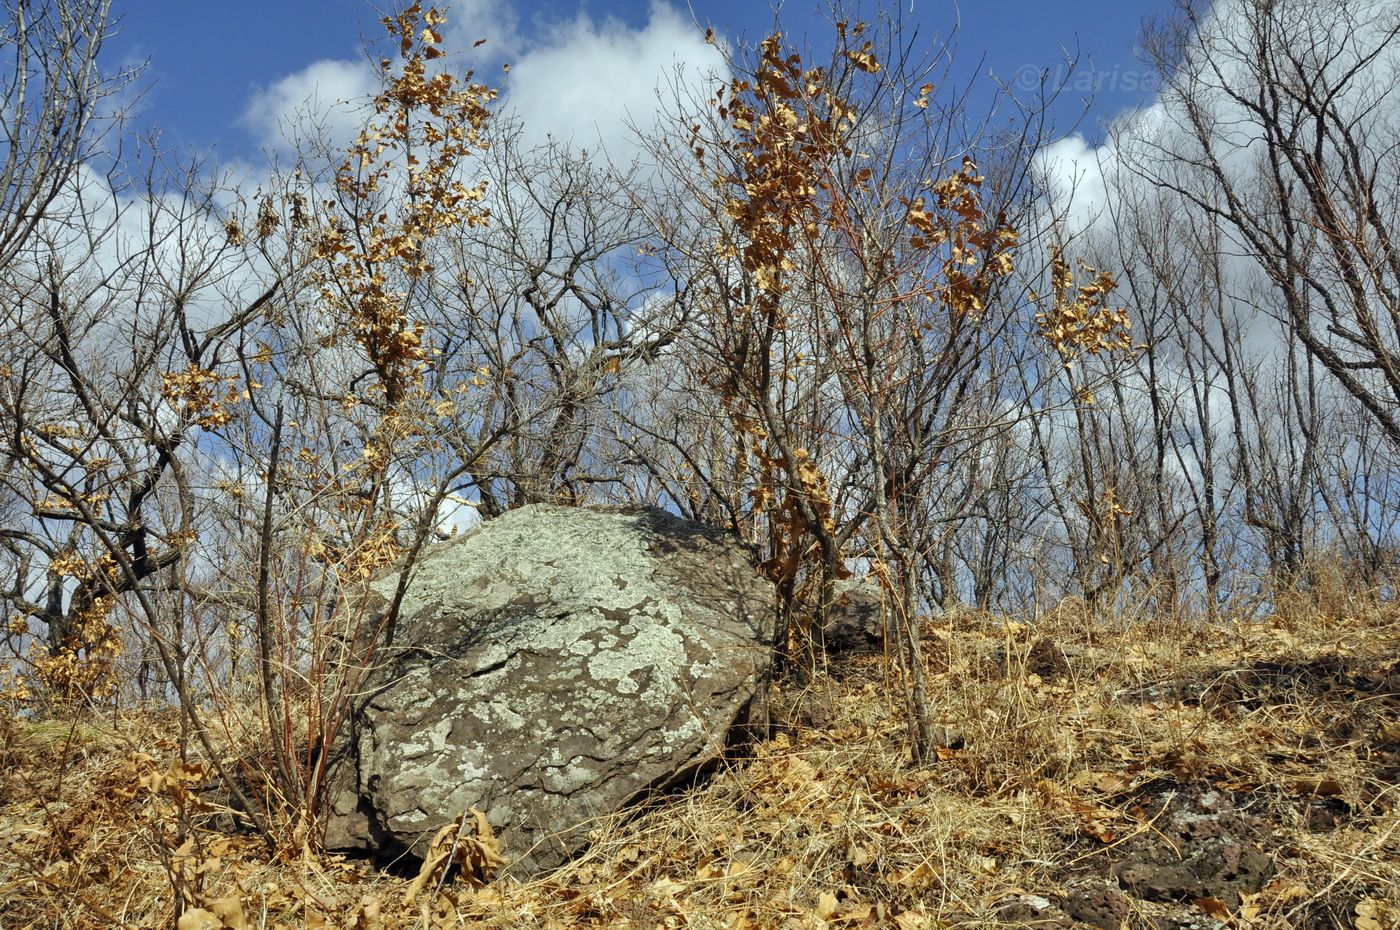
[[1195, 897, 1232, 920], [426, 893, 457, 928], [649, 876, 685, 899], [841, 903, 874, 923], [727, 859, 755, 879], [1260, 880, 1312, 906], [1376, 719, 1400, 745], [890, 862, 935, 887], [893, 910, 930, 930], [349, 895, 383, 930], [403, 808, 505, 905], [1071, 770, 1131, 795], [177, 909, 222, 930], [1355, 897, 1389, 930], [208, 897, 247, 930]]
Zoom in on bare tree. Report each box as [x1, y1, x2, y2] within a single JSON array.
[[1134, 0, 1400, 444], [426, 121, 668, 516], [0, 0, 135, 267]]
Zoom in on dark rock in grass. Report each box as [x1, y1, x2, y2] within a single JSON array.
[[1063, 880, 1131, 930], [993, 894, 1074, 928], [1108, 788, 1275, 907]]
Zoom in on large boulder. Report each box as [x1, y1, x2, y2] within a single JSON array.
[[324, 505, 776, 875]]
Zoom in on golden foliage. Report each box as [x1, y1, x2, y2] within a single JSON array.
[[255, 195, 280, 240], [161, 364, 241, 429], [698, 29, 1020, 653], [699, 31, 865, 620], [313, 2, 496, 407], [29, 554, 123, 700], [1035, 249, 1133, 365]]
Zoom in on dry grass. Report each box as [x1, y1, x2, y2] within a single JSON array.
[[2, 594, 1398, 930]]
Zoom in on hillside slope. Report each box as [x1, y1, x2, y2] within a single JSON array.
[[2, 600, 1397, 930]]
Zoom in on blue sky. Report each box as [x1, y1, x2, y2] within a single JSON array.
[[107, 0, 1171, 164]]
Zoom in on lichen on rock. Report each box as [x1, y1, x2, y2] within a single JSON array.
[[323, 505, 776, 875]]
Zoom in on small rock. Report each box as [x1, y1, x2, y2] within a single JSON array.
[[1305, 797, 1350, 833], [821, 578, 884, 653], [1157, 915, 1229, 930], [1025, 637, 1073, 681], [1114, 860, 1202, 902], [994, 894, 1074, 928], [1063, 880, 1130, 930], [987, 637, 1074, 681]]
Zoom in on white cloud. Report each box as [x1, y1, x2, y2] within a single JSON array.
[[1029, 0, 1400, 375], [237, 2, 723, 168], [239, 59, 378, 156], [1037, 0, 1400, 238], [500, 2, 724, 161], [1030, 133, 1110, 244], [443, 0, 522, 63]]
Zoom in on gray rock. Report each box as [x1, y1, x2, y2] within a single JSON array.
[[821, 577, 885, 653], [323, 505, 776, 875]]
